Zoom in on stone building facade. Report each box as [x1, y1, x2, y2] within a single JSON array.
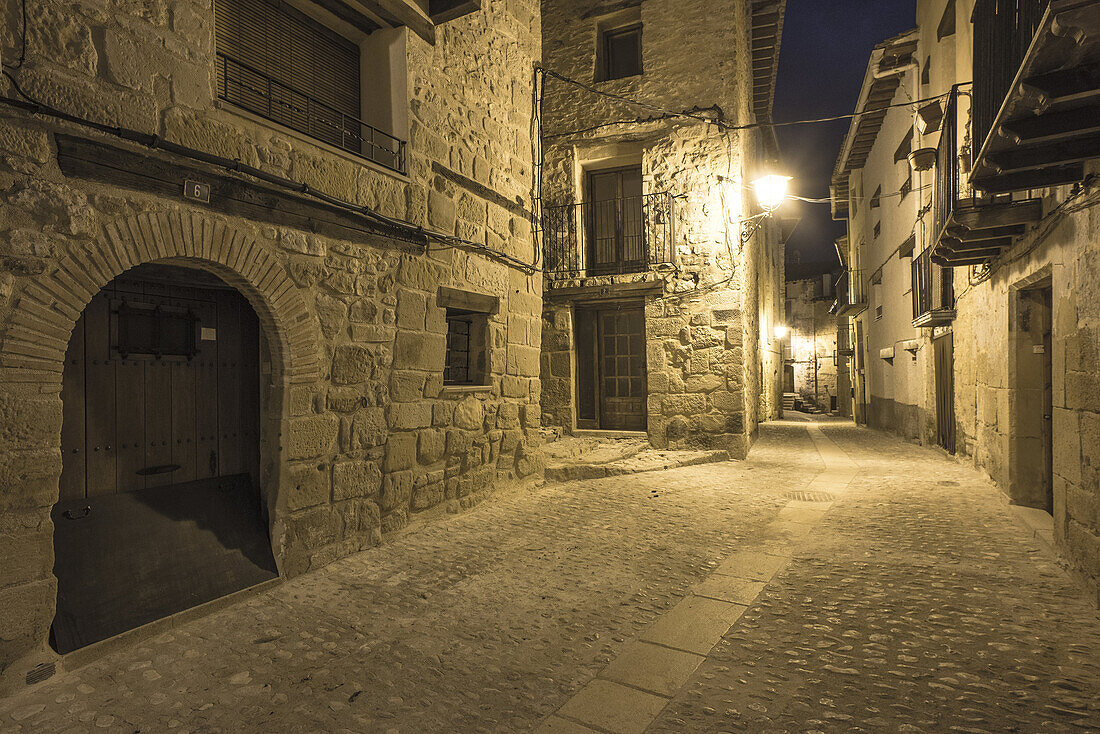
[[832, 29, 936, 440], [832, 0, 1100, 601], [785, 262, 840, 413], [538, 0, 787, 458], [0, 0, 542, 690]]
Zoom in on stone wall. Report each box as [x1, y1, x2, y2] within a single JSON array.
[[538, 0, 784, 453], [951, 168, 1100, 598], [0, 0, 541, 689], [843, 67, 936, 445]]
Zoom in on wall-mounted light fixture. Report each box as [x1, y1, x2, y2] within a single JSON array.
[[752, 174, 792, 212]]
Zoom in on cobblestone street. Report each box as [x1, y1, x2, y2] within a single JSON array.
[[2, 418, 1098, 733]]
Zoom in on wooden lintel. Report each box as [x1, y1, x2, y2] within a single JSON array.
[[429, 0, 480, 23], [437, 285, 498, 314], [311, 0, 382, 35], [366, 0, 436, 43], [54, 134, 426, 253]]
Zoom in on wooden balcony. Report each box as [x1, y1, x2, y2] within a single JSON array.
[[970, 0, 1100, 195], [912, 248, 956, 326], [835, 269, 868, 317], [930, 86, 1042, 266]]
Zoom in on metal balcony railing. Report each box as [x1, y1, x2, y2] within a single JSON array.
[[972, 0, 1048, 161], [216, 52, 406, 174], [542, 193, 674, 277], [931, 85, 962, 251], [835, 268, 868, 317], [911, 248, 956, 326]]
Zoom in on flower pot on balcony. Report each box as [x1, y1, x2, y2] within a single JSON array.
[[908, 147, 937, 172]]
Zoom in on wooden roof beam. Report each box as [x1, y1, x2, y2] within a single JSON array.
[[362, 0, 436, 43]]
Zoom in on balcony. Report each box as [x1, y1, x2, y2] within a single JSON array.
[[911, 248, 955, 326], [542, 193, 674, 278], [930, 86, 1042, 266], [834, 269, 868, 317], [970, 0, 1100, 195], [216, 53, 407, 174]]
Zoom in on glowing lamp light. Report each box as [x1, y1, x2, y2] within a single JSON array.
[[773, 325, 789, 339], [752, 174, 792, 212]]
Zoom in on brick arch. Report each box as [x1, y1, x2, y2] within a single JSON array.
[[0, 210, 323, 387]]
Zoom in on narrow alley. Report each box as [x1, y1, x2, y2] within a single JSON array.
[[2, 417, 1096, 733]]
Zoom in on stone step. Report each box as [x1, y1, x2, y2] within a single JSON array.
[[545, 449, 731, 483]]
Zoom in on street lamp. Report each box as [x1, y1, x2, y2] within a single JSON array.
[[752, 174, 792, 212], [773, 324, 789, 339]]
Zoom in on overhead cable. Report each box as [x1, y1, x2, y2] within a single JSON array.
[[0, 71, 537, 273]]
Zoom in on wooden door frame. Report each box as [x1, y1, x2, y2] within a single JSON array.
[[1008, 271, 1054, 511], [585, 164, 642, 274], [933, 329, 956, 454], [573, 298, 646, 431]]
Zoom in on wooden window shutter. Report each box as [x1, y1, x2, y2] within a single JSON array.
[[215, 0, 361, 148]]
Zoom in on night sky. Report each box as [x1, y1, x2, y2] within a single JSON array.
[[773, 0, 917, 265]]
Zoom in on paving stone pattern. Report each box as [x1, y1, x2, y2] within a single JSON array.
[[2, 421, 1099, 732], [649, 423, 1100, 733]]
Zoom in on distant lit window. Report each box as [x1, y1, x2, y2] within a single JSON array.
[[600, 24, 642, 80]]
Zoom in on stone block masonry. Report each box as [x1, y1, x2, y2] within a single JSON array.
[[537, 0, 785, 455], [0, 0, 541, 692]]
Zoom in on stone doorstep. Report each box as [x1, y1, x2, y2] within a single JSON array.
[[56, 577, 284, 676], [545, 449, 730, 483]]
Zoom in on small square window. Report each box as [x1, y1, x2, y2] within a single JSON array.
[[444, 308, 489, 386], [600, 24, 642, 80]]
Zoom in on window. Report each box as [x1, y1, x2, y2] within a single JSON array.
[[921, 56, 931, 85], [114, 301, 198, 359], [937, 0, 956, 41], [599, 24, 642, 80], [444, 309, 488, 385], [870, 185, 882, 209], [438, 286, 497, 387], [873, 221, 881, 239], [586, 165, 645, 274], [899, 176, 913, 201], [894, 129, 913, 163], [875, 305, 884, 320], [214, 0, 405, 172]]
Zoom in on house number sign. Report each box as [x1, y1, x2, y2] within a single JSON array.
[[184, 180, 211, 203]]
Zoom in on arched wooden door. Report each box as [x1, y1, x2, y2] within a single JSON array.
[[53, 263, 277, 653]]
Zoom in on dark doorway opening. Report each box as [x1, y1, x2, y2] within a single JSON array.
[[575, 302, 647, 431], [933, 330, 956, 454], [53, 263, 277, 654], [1012, 283, 1054, 512]]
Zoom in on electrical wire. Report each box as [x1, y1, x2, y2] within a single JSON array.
[[539, 64, 960, 139], [0, 71, 538, 273]]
